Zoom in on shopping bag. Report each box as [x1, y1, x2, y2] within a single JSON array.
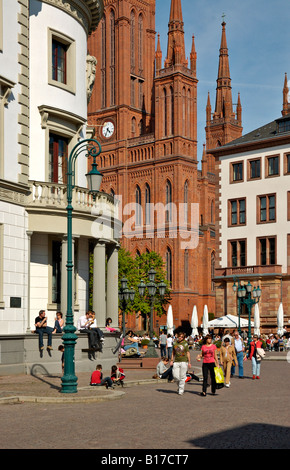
[[214, 366, 224, 384]]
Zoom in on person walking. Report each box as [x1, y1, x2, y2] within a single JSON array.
[[248, 335, 264, 379], [198, 334, 219, 396], [231, 330, 245, 378], [220, 337, 237, 387], [170, 331, 191, 396]]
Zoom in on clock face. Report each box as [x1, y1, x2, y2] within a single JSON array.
[[102, 121, 115, 138]]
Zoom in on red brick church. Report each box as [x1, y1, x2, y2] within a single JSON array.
[[87, 0, 242, 331]]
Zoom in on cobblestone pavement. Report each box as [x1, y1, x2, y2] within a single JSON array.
[[0, 351, 289, 451]]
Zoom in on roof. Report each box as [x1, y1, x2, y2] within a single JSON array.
[[209, 113, 290, 155]]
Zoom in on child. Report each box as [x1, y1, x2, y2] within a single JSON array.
[[90, 364, 114, 389], [58, 344, 64, 372], [111, 365, 125, 387]]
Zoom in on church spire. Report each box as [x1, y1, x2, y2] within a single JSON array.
[[214, 21, 234, 119], [155, 33, 162, 73], [282, 73, 290, 116], [164, 0, 187, 68], [190, 35, 197, 77]]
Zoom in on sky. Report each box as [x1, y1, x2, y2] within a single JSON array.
[[155, 0, 290, 164]]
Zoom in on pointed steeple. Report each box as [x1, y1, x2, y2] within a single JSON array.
[[214, 21, 234, 119], [165, 0, 187, 68], [155, 33, 162, 73], [236, 92, 242, 123], [190, 35, 197, 77], [282, 73, 290, 116], [206, 92, 212, 125]]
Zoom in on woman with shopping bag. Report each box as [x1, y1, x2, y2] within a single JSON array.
[[197, 334, 219, 397], [220, 337, 238, 387]]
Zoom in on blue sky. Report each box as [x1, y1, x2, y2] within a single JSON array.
[[155, 0, 290, 163]]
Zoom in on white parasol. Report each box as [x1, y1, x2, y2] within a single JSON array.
[[202, 305, 209, 336], [166, 305, 174, 335], [190, 305, 199, 337], [254, 303, 260, 336], [277, 303, 284, 336]]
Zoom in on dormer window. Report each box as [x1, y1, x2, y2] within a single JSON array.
[[278, 118, 290, 133]]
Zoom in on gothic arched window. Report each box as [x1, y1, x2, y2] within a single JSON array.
[[110, 10, 115, 106], [166, 247, 172, 287], [138, 14, 143, 74], [166, 179, 172, 222], [101, 16, 106, 108], [145, 183, 151, 225], [163, 88, 167, 137], [135, 185, 142, 226], [184, 180, 189, 224], [211, 251, 215, 291], [130, 10, 135, 72], [184, 249, 189, 287]]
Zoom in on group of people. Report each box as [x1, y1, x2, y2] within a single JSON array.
[[153, 329, 267, 397], [90, 364, 125, 389], [34, 310, 64, 357]]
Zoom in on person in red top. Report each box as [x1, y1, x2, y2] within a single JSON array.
[[90, 364, 114, 389], [248, 335, 263, 379], [197, 334, 219, 397]]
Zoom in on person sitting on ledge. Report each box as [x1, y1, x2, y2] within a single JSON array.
[[34, 310, 54, 358]]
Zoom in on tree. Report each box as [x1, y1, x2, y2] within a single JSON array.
[[118, 248, 171, 321]]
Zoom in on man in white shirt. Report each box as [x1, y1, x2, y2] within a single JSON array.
[[231, 329, 245, 378]]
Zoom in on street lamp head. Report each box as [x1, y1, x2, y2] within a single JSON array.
[[256, 286, 262, 298], [232, 282, 237, 293], [138, 279, 146, 297], [118, 290, 124, 302], [240, 285, 246, 297], [148, 267, 156, 283], [147, 281, 157, 297], [123, 288, 130, 302], [158, 280, 167, 298], [246, 281, 252, 293], [121, 277, 128, 291], [129, 287, 135, 302], [86, 158, 103, 197]]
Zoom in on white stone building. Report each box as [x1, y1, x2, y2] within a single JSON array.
[[0, 0, 120, 340]]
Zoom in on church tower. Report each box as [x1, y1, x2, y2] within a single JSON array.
[[205, 21, 243, 169], [87, 0, 216, 331]]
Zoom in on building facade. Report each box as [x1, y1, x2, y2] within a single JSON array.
[[0, 0, 120, 337], [87, 0, 242, 330], [211, 85, 290, 333]]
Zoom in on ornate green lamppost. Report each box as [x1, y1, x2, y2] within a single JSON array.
[[61, 139, 102, 394], [119, 277, 135, 336], [232, 279, 261, 344], [138, 268, 167, 358]]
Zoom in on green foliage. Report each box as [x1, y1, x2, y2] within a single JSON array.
[[118, 247, 171, 317]]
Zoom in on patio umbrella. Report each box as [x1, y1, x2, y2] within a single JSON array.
[[166, 305, 174, 336], [202, 305, 209, 336], [190, 305, 198, 337], [254, 303, 260, 336], [277, 303, 284, 336]]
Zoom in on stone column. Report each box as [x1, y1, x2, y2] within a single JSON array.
[[106, 244, 119, 328], [93, 240, 106, 327], [26, 231, 33, 332]]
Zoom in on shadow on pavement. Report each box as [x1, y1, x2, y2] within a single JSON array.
[[30, 364, 61, 392], [189, 423, 290, 449]]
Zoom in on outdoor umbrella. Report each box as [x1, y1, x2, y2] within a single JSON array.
[[190, 305, 199, 337], [277, 303, 284, 336], [254, 303, 260, 336], [204, 314, 254, 328], [167, 305, 174, 335], [202, 305, 209, 336]]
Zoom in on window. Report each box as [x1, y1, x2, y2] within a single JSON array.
[[166, 180, 172, 222], [184, 249, 189, 287], [257, 194, 276, 223], [184, 181, 188, 224], [249, 158, 261, 179], [211, 252, 215, 291], [166, 247, 172, 286], [101, 16, 106, 108], [48, 29, 75, 93], [284, 153, 290, 174], [229, 240, 246, 267], [278, 119, 290, 133], [231, 162, 243, 182], [130, 10, 135, 72], [266, 155, 279, 177], [110, 10, 116, 106], [135, 185, 142, 226], [257, 237, 276, 265], [145, 183, 151, 225], [229, 198, 246, 226], [52, 241, 61, 304], [49, 134, 68, 184]]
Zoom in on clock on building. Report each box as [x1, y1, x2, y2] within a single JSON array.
[[101, 121, 115, 139]]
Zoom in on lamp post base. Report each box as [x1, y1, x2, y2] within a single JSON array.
[[145, 339, 159, 358]]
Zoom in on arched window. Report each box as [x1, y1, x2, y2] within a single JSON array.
[[211, 200, 214, 224], [182, 87, 186, 133], [170, 86, 174, 135], [166, 179, 172, 222], [163, 88, 167, 137], [135, 185, 142, 226], [211, 251, 215, 291], [130, 10, 135, 72], [184, 180, 189, 224], [145, 183, 151, 225], [187, 89, 191, 137], [166, 247, 172, 287], [110, 10, 115, 106], [138, 14, 143, 74], [131, 117, 136, 137], [101, 16, 106, 108], [184, 249, 189, 287]]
